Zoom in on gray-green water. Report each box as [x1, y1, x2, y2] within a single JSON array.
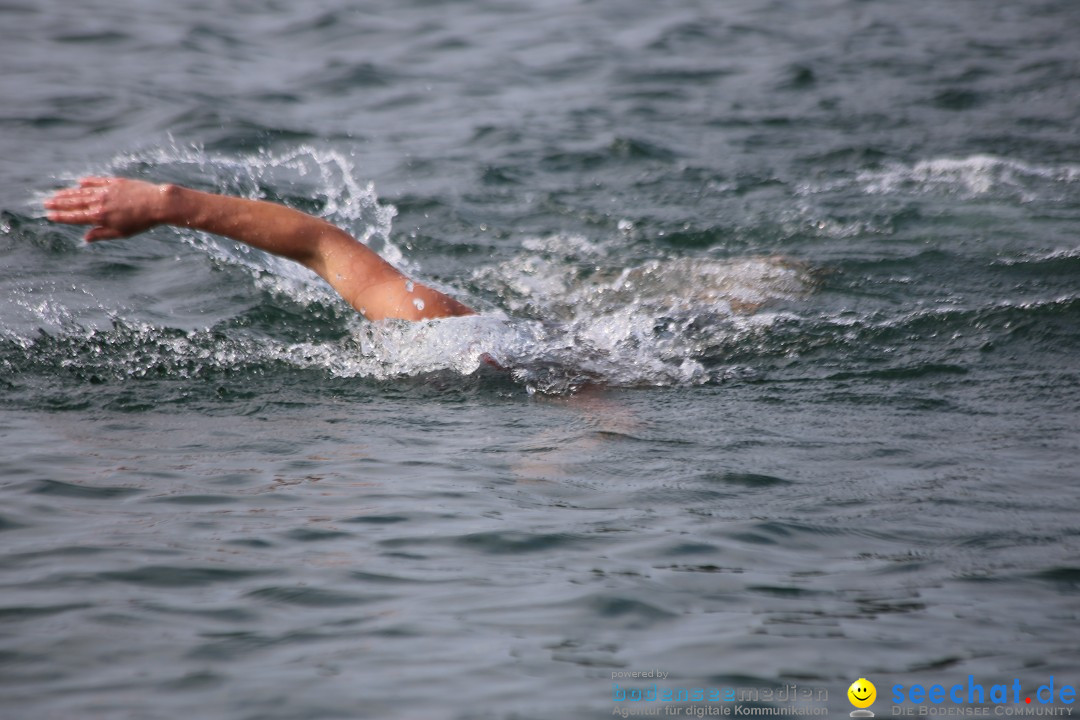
[[2, 1, 1079, 718]]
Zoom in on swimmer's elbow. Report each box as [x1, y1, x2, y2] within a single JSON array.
[[347, 279, 476, 322]]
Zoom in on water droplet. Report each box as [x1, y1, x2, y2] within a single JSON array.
[[405, 280, 414, 292], [413, 298, 425, 311]]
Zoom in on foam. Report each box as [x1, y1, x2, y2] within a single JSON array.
[[856, 155, 1080, 200], [469, 246, 813, 391]]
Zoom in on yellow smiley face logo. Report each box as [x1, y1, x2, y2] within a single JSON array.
[[848, 678, 876, 708]]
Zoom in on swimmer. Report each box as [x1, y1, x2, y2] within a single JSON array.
[[43, 176, 476, 323]]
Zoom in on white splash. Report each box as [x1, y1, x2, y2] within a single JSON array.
[[33, 145, 818, 392], [856, 155, 1080, 200], [469, 243, 813, 390]]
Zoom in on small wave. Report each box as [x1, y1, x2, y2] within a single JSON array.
[[755, 294, 1080, 369], [990, 245, 1080, 267], [855, 155, 1080, 200]]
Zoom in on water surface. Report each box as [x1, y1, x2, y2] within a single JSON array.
[[2, 1, 1079, 718]]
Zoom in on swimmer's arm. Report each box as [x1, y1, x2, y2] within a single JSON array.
[[43, 176, 474, 322]]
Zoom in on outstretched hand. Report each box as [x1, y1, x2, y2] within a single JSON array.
[[44, 176, 169, 242]]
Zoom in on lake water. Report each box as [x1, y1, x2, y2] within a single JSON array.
[[2, 1, 1079, 718]]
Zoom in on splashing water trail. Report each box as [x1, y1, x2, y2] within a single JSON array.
[[7, 145, 823, 394]]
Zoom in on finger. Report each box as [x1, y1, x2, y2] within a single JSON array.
[[85, 226, 123, 242], [78, 176, 114, 188], [46, 208, 97, 225], [44, 186, 102, 205], [43, 192, 98, 210]]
